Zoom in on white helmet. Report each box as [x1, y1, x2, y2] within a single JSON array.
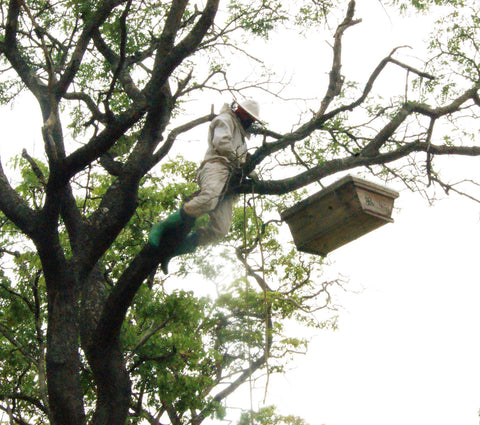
[[237, 99, 264, 124]]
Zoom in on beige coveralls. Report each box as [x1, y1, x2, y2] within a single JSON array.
[[183, 103, 249, 246]]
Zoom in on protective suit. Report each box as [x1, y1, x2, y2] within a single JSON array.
[[183, 103, 250, 245], [148, 99, 263, 274]]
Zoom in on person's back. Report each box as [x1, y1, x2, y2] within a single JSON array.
[[201, 103, 248, 168]]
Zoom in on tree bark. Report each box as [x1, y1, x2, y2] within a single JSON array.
[[44, 264, 85, 425], [81, 266, 132, 425]]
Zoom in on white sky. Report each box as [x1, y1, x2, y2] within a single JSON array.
[[265, 188, 480, 425], [209, 2, 480, 425], [0, 1, 479, 425]]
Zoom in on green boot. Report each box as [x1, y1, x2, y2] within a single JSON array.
[[160, 232, 199, 275], [148, 208, 194, 249]]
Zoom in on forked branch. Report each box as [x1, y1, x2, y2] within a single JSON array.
[[317, 0, 361, 117]]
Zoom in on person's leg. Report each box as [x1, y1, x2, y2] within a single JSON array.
[[159, 162, 235, 274], [149, 162, 229, 249], [196, 194, 236, 246], [160, 195, 236, 274], [148, 207, 195, 249], [160, 232, 200, 274], [182, 161, 231, 218]]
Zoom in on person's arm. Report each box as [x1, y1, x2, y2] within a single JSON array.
[[210, 117, 240, 162]]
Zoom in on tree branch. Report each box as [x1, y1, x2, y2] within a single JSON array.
[[0, 282, 34, 313], [93, 243, 164, 346], [91, 27, 142, 102], [362, 83, 480, 156], [236, 139, 480, 197], [0, 393, 48, 415], [63, 103, 147, 179], [0, 322, 37, 363], [248, 77, 479, 187], [56, 0, 127, 97], [248, 48, 408, 170], [389, 57, 435, 80], [92, 219, 194, 348], [104, 0, 133, 105], [62, 91, 107, 124], [145, 0, 220, 99], [0, 159, 37, 236], [18, 0, 56, 85], [156, 0, 189, 58], [22, 149, 46, 185], [316, 0, 361, 117], [1, 0, 46, 97], [150, 111, 216, 167]]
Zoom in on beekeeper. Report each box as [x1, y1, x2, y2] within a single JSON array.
[[148, 99, 264, 273]]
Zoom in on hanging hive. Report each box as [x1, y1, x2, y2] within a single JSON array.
[[280, 175, 399, 257]]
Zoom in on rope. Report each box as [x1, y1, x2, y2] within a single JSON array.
[[242, 187, 271, 420], [242, 192, 254, 424], [249, 189, 270, 404]]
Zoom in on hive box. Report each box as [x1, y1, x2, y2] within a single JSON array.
[[280, 175, 399, 256]]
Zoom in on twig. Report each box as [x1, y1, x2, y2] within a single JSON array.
[[0, 248, 21, 258], [389, 57, 435, 80], [425, 118, 436, 186]]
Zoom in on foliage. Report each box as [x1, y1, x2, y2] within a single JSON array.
[[0, 1, 480, 425], [238, 405, 309, 425], [0, 153, 334, 424]]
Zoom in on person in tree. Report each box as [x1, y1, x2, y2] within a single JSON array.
[[148, 99, 264, 273]]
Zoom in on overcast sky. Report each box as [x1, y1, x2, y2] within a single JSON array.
[[207, 2, 480, 425]]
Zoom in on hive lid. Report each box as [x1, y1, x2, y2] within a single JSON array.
[[280, 174, 399, 222]]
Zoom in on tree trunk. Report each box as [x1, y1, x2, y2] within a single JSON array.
[[87, 341, 131, 425], [81, 265, 132, 425], [45, 268, 86, 425]]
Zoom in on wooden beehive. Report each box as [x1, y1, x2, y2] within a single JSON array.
[[280, 175, 399, 256]]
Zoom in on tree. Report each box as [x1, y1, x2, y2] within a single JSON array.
[[0, 0, 479, 424], [237, 405, 309, 425]]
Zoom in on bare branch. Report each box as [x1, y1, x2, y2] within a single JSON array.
[[425, 118, 436, 186], [235, 248, 272, 293], [429, 176, 480, 203], [22, 149, 46, 185], [237, 137, 480, 197], [92, 28, 143, 101], [146, 0, 220, 96], [63, 103, 147, 179], [62, 91, 107, 124], [389, 57, 435, 80], [18, 0, 56, 85], [150, 112, 216, 167], [316, 0, 362, 117], [249, 48, 416, 171], [362, 83, 480, 156]]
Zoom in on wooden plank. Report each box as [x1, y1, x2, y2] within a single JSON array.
[[298, 211, 390, 256], [280, 175, 399, 256]]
